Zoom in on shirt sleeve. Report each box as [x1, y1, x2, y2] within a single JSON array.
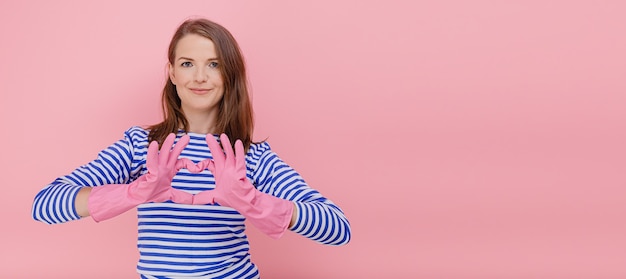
[[32, 127, 146, 224], [249, 143, 351, 246]]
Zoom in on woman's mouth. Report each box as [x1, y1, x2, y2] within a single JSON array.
[[190, 88, 212, 95]]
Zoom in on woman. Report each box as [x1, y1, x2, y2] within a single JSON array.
[[32, 18, 351, 279]]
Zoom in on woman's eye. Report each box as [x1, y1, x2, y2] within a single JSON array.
[[181, 61, 192, 67], [209, 61, 219, 68]]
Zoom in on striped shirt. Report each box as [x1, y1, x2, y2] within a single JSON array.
[[32, 126, 351, 278]]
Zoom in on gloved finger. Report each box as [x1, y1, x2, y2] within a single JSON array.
[[160, 133, 177, 165], [220, 134, 235, 166], [234, 139, 246, 172], [192, 190, 216, 205], [146, 140, 160, 170], [169, 135, 190, 168], [197, 159, 215, 173], [176, 158, 203, 173], [205, 134, 225, 165], [170, 189, 194, 204]]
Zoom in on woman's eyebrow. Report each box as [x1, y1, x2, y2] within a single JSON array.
[[177, 57, 219, 61]]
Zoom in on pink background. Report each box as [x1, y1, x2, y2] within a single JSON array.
[[1, 0, 625, 278]]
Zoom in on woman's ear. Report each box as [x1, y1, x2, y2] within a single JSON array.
[[168, 63, 176, 85]]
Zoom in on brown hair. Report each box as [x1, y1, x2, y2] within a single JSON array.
[[148, 18, 255, 150]]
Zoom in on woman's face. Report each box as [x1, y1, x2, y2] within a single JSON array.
[[169, 34, 225, 116]]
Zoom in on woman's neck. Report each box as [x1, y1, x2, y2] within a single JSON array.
[[183, 109, 219, 134]]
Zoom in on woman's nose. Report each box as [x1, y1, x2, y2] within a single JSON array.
[[194, 68, 208, 83]]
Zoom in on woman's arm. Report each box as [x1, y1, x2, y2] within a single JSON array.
[[251, 143, 351, 246], [74, 187, 92, 217], [32, 127, 143, 224]]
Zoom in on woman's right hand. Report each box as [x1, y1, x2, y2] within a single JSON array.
[[132, 133, 194, 203]]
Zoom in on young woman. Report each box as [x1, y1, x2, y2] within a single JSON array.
[[32, 18, 351, 279]]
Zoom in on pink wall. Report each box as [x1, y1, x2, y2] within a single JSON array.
[[2, 0, 625, 278]]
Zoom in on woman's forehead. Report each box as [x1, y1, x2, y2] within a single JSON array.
[[175, 34, 217, 59]]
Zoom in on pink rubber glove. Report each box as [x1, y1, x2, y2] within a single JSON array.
[[88, 133, 197, 222], [192, 134, 294, 239]]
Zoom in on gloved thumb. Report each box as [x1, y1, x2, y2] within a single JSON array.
[[170, 188, 194, 204], [192, 190, 216, 205]]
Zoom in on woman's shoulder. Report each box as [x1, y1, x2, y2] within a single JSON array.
[[247, 140, 274, 160], [121, 126, 150, 144]]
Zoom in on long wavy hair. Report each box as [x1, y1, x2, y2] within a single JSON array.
[[148, 18, 254, 150]]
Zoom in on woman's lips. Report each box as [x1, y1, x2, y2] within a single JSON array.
[[190, 88, 212, 95]]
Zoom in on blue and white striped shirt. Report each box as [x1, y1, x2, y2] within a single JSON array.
[[32, 126, 351, 278]]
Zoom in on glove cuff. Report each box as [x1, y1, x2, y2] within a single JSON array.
[[87, 177, 146, 222], [246, 189, 295, 239]]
